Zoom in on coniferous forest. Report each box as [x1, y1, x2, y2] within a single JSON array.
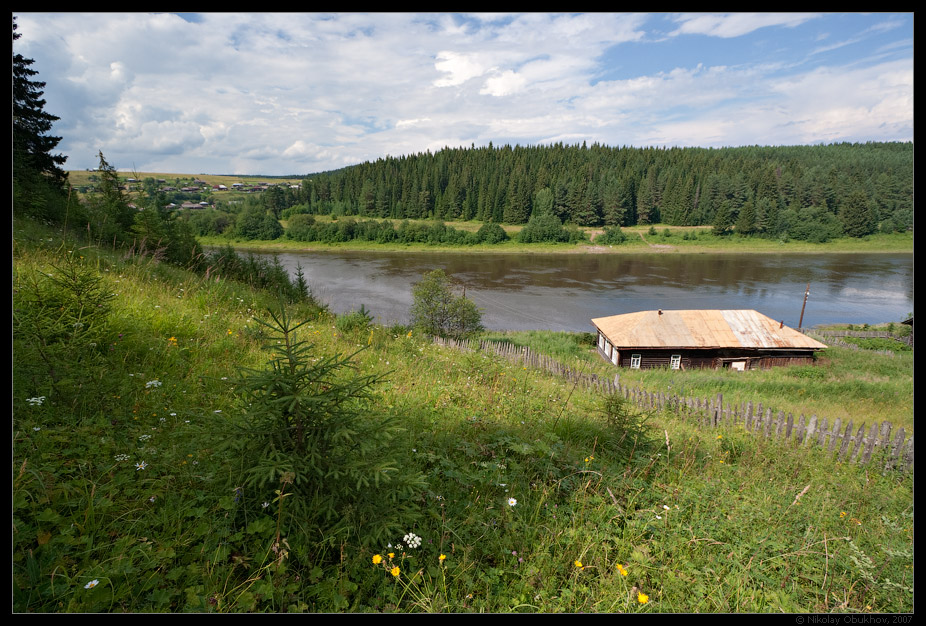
[[279, 142, 911, 240]]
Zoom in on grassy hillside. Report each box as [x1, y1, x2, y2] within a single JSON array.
[[13, 220, 913, 613]]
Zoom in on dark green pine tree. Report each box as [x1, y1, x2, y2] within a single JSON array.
[[503, 170, 531, 224], [712, 200, 733, 236], [13, 18, 69, 219], [838, 189, 876, 237], [13, 20, 67, 187], [734, 199, 756, 235]]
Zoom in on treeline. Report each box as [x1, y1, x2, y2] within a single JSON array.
[[250, 142, 910, 241], [284, 215, 512, 246]]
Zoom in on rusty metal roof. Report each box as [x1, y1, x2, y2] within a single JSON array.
[[591, 310, 828, 350]]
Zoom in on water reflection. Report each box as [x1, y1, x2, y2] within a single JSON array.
[[254, 249, 912, 332]]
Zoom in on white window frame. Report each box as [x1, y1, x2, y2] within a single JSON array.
[[670, 354, 681, 370], [630, 353, 641, 369]]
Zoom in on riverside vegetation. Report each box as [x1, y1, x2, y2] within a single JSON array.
[[13, 220, 913, 613]]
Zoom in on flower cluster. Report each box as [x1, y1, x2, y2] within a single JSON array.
[[372, 552, 402, 579], [26, 396, 46, 406], [145, 380, 162, 389], [403, 533, 422, 549]]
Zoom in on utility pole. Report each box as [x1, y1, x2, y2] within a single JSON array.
[[798, 283, 810, 330]]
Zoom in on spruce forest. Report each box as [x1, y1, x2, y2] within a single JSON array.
[[280, 142, 912, 239]]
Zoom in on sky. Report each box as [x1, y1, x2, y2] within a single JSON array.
[[13, 12, 914, 176]]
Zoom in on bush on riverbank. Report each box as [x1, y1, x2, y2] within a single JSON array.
[[284, 217, 512, 246]]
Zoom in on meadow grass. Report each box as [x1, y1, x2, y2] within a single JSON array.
[[486, 330, 914, 432], [13, 224, 913, 612]]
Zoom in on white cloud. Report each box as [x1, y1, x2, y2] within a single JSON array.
[[480, 70, 527, 97], [671, 13, 820, 38], [13, 12, 912, 174], [434, 51, 492, 87]]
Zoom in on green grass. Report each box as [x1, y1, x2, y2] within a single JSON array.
[[483, 330, 914, 433], [13, 222, 913, 612], [198, 217, 913, 256]]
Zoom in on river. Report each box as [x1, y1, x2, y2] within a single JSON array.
[[247, 249, 913, 332]]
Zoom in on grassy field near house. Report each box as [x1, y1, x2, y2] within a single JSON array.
[[479, 330, 914, 432], [13, 220, 913, 613]]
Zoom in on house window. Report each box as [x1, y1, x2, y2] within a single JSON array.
[[670, 354, 681, 370], [605, 340, 612, 357], [630, 354, 641, 369], [598, 332, 605, 350]]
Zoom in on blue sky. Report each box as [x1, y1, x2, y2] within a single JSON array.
[[14, 12, 913, 176]]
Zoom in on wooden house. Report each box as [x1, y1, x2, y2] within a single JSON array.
[[591, 309, 827, 371]]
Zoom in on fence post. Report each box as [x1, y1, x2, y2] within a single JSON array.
[[795, 415, 807, 444], [804, 415, 818, 446], [849, 424, 867, 463], [816, 417, 829, 448], [829, 418, 842, 453], [884, 428, 906, 473]]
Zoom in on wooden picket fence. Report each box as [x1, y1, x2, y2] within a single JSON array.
[[433, 336, 914, 474]]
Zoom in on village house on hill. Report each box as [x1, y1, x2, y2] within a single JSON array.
[[591, 309, 827, 371]]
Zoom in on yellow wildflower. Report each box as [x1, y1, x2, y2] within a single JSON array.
[[390, 566, 400, 578], [574, 560, 583, 569], [617, 563, 628, 577], [388, 552, 395, 559], [439, 554, 446, 563], [638, 592, 649, 604], [372, 554, 383, 565]]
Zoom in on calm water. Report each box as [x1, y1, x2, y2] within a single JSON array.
[[253, 250, 913, 332]]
